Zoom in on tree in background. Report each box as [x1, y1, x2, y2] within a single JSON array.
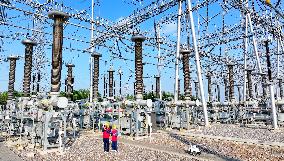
[[0, 91, 23, 105], [0, 92, 8, 105]]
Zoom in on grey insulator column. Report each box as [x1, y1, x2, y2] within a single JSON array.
[[224, 76, 228, 101], [108, 67, 114, 98], [66, 64, 75, 100], [7, 56, 19, 100], [118, 69, 122, 96], [246, 69, 253, 100], [154, 75, 160, 98], [36, 72, 40, 93], [181, 50, 191, 100], [48, 11, 69, 93], [206, 72, 213, 102], [22, 39, 37, 97], [194, 81, 199, 99], [237, 85, 241, 102], [278, 78, 283, 99], [114, 80, 116, 96], [261, 73, 267, 98], [92, 52, 101, 100], [133, 82, 136, 96], [178, 79, 180, 100], [217, 84, 220, 102], [228, 64, 235, 101], [131, 34, 146, 100], [103, 75, 106, 97]]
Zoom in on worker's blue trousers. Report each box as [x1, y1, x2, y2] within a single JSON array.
[[103, 138, 109, 152], [112, 141, 118, 151]]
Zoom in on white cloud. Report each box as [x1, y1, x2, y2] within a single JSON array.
[[116, 17, 124, 22], [161, 22, 177, 35]]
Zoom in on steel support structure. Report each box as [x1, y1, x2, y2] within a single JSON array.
[[265, 40, 278, 129], [187, 0, 209, 126], [174, 0, 182, 103]]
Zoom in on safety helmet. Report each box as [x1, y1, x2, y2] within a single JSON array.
[[112, 124, 116, 129]]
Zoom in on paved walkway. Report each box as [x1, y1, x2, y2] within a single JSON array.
[[118, 137, 228, 161], [91, 132, 234, 161], [168, 130, 284, 149], [0, 143, 22, 161]]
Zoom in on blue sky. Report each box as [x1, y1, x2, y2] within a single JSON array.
[[1, 0, 281, 101]]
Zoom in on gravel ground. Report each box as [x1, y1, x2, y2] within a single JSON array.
[[10, 124, 284, 161], [190, 124, 284, 143], [189, 137, 284, 161], [13, 134, 197, 161], [130, 131, 284, 161]]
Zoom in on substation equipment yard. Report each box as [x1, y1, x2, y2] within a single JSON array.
[[0, 0, 284, 160]]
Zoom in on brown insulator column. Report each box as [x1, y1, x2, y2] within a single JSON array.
[[261, 73, 267, 98], [131, 34, 146, 100], [181, 50, 191, 100], [278, 78, 283, 99], [246, 69, 253, 100], [228, 64, 235, 101], [7, 56, 19, 100], [108, 67, 114, 97], [48, 11, 69, 93], [206, 72, 213, 102], [154, 75, 160, 98], [22, 39, 37, 97], [92, 52, 101, 100], [66, 64, 75, 100]]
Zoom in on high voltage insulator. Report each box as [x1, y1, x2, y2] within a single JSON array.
[[246, 69, 253, 100], [48, 11, 69, 93], [154, 75, 160, 98], [181, 49, 191, 100], [7, 56, 19, 101], [131, 34, 145, 100], [206, 72, 213, 102], [108, 66, 114, 98], [278, 78, 283, 99], [22, 39, 37, 97], [66, 64, 75, 101], [227, 63, 235, 102], [92, 52, 101, 101]]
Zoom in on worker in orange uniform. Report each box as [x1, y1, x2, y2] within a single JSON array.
[[102, 122, 111, 152], [111, 124, 118, 151]]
